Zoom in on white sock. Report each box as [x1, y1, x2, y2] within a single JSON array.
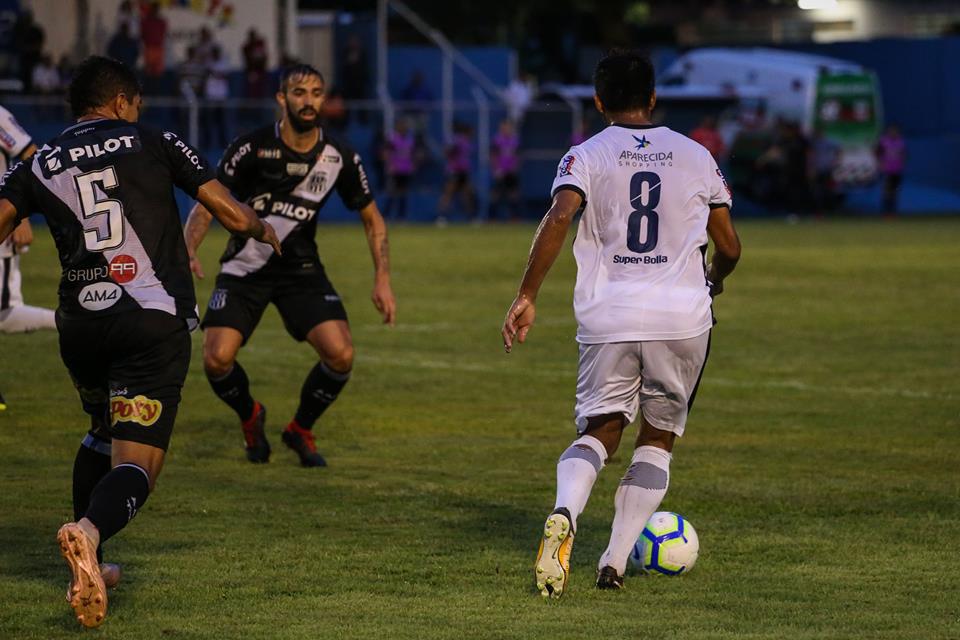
[[598, 445, 672, 575], [0, 305, 56, 333], [554, 434, 607, 531]]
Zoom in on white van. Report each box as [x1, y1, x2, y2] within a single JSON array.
[[663, 48, 882, 184]]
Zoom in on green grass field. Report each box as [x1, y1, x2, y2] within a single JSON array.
[[1, 218, 958, 639]]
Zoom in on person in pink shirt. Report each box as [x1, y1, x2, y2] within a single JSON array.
[[491, 119, 521, 221], [437, 122, 476, 224], [876, 124, 906, 214], [382, 118, 419, 220]]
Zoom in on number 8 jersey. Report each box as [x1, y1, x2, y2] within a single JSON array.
[[551, 124, 732, 343], [0, 118, 215, 322]]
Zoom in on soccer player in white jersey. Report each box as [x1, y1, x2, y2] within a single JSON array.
[[501, 50, 741, 595], [0, 104, 56, 335]]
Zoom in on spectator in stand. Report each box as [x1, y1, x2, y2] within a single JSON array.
[[320, 86, 347, 132], [339, 34, 369, 122], [141, 2, 167, 77], [202, 46, 230, 150], [195, 26, 217, 66], [876, 124, 906, 215], [491, 118, 522, 221], [116, 0, 139, 38], [504, 71, 535, 125], [31, 53, 60, 94], [400, 70, 433, 133], [689, 115, 725, 163], [809, 126, 840, 215], [13, 9, 45, 93], [107, 22, 140, 70], [242, 28, 269, 98], [179, 46, 205, 98], [382, 117, 420, 221], [437, 122, 477, 225]]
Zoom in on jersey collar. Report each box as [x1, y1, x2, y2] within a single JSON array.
[[608, 122, 660, 130]]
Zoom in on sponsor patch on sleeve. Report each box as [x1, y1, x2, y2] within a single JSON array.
[[558, 154, 577, 177]]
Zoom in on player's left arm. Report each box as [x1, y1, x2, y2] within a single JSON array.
[[357, 200, 396, 326], [501, 188, 582, 352]]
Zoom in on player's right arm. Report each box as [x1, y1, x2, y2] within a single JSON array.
[[501, 188, 583, 353], [194, 179, 281, 256], [183, 202, 213, 278]]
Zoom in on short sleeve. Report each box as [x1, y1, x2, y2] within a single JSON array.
[[706, 152, 733, 209], [336, 147, 375, 211], [551, 146, 589, 203], [160, 130, 216, 198], [0, 159, 35, 223], [0, 107, 33, 158], [217, 135, 256, 198]]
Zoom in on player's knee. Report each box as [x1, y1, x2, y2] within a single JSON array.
[[325, 343, 354, 373], [203, 344, 236, 378]]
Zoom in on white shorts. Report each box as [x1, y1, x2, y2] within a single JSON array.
[[0, 253, 56, 333], [574, 331, 710, 437]]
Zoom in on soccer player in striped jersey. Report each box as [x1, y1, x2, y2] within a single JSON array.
[[184, 65, 396, 468], [0, 56, 279, 627]]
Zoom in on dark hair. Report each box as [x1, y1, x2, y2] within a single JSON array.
[[279, 64, 325, 93], [68, 56, 141, 118], [593, 49, 655, 114]]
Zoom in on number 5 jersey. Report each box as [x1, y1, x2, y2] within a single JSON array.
[[0, 118, 215, 322], [551, 124, 733, 344]]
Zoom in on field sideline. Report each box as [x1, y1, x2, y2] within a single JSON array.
[[1, 218, 958, 639]]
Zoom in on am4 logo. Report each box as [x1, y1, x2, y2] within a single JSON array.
[[626, 171, 660, 254]]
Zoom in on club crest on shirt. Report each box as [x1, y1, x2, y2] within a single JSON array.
[[306, 172, 327, 194], [208, 288, 228, 310], [558, 154, 576, 177]]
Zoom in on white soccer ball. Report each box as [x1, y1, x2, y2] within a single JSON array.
[[628, 511, 699, 575]]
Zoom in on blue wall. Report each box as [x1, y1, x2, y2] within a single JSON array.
[[788, 37, 960, 192]]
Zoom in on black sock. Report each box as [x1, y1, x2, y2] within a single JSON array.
[[294, 362, 351, 429], [72, 436, 113, 563], [207, 362, 255, 421], [84, 463, 150, 544]]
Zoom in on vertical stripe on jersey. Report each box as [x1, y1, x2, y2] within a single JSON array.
[[30, 160, 178, 316], [220, 146, 343, 278]]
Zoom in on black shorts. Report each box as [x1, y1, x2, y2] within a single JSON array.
[[201, 270, 348, 343], [57, 309, 191, 451]]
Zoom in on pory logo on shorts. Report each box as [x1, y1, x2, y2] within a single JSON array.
[[111, 394, 163, 427]]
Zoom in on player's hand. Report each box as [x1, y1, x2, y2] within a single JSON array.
[[188, 253, 205, 279], [502, 294, 536, 353], [706, 264, 723, 297], [11, 219, 32, 250], [258, 221, 282, 256], [709, 279, 724, 298], [372, 277, 396, 327]]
